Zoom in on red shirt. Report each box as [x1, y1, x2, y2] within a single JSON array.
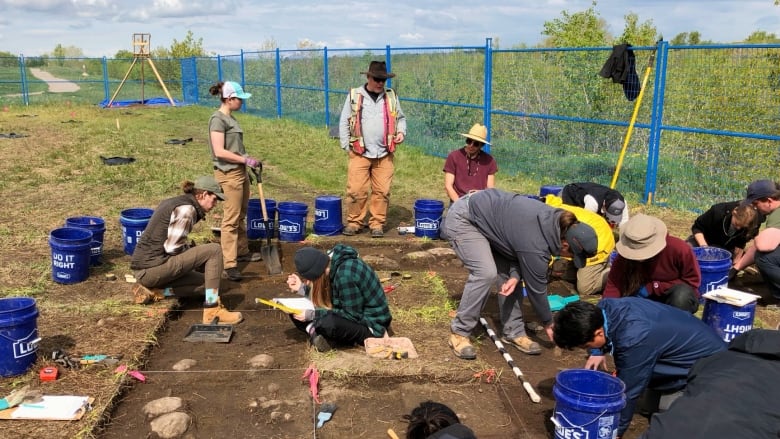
[[604, 235, 701, 298], [442, 148, 497, 198]]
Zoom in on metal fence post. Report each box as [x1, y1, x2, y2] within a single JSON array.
[[275, 48, 282, 118], [324, 47, 330, 127], [217, 55, 223, 82], [18, 55, 28, 106], [644, 40, 670, 204], [484, 38, 493, 154], [101, 57, 109, 101], [240, 49, 247, 112], [385, 45, 392, 89]]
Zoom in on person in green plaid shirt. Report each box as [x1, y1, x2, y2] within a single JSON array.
[[285, 244, 392, 352]]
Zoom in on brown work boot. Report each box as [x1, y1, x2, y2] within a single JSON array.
[[448, 333, 477, 360], [203, 302, 243, 325], [132, 283, 164, 305], [502, 335, 542, 355]]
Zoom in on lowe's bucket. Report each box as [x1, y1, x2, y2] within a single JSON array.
[[49, 227, 92, 284], [120, 208, 154, 255], [278, 201, 308, 242], [540, 185, 564, 197], [693, 247, 732, 300], [702, 288, 759, 343], [65, 216, 105, 266], [314, 195, 343, 236], [247, 198, 277, 240], [0, 297, 39, 377], [414, 199, 444, 239], [552, 369, 626, 439]]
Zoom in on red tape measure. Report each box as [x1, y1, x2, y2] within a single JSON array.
[[40, 366, 58, 381]]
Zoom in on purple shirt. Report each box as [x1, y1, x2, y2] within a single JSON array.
[[443, 148, 497, 198]]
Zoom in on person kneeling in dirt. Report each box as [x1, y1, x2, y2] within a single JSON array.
[[285, 245, 392, 352], [605, 214, 701, 313], [545, 194, 615, 295], [553, 298, 725, 439], [440, 189, 598, 360], [130, 176, 243, 325], [403, 400, 477, 439]]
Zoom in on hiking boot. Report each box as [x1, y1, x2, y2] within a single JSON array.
[[311, 334, 333, 352], [203, 302, 243, 325], [132, 283, 163, 305], [224, 267, 242, 282], [342, 225, 360, 236], [237, 252, 262, 262], [370, 228, 384, 238], [502, 335, 542, 355], [448, 333, 477, 360]]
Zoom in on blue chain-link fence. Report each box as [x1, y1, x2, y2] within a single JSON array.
[[2, 40, 778, 211]]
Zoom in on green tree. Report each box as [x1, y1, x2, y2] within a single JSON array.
[[744, 30, 780, 43], [169, 30, 206, 58], [670, 31, 702, 45], [541, 2, 609, 47], [617, 12, 658, 46]]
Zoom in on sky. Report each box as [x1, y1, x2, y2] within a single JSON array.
[[0, 0, 778, 57]]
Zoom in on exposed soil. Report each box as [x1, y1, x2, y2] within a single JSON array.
[[90, 233, 778, 439]]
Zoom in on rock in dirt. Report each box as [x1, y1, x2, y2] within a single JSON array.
[[248, 354, 275, 368], [172, 359, 197, 371], [362, 254, 400, 270], [426, 247, 456, 258], [402, 251, 436, 262], [267, 383, 280, 395], [149, 411, 191, 438], [143, 397, 184, 418]]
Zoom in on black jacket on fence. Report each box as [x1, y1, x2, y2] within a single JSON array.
[[640, 329, 780, 439], [599, 43, 641, 101]]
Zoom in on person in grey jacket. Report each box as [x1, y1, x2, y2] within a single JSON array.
[[441, 189, 598, 360], [339, 61, 407, 238]]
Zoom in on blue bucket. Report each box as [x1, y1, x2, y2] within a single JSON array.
[[65, 216, 105, 266], [49, 227, 92, 284], [314, 195, 343, 236], [414, 199, 445, 239], [278, 201, 308, 242], [702, 289, 758, 343], [120, 208, 154, 255], [693, 247, 732, 300], [0, 297, 39, 377], [553, 369, 626, 439], [540, 185, 564, 197], [247, 198, 277, 240]]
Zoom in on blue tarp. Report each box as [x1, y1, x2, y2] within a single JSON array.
[[99, 97, 182, 108]]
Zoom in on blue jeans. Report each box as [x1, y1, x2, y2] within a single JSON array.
[[756, 246, 780, 298]]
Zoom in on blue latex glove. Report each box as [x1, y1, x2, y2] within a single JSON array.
[[316, 411, 332, 428], [637, 286, 650, 298]]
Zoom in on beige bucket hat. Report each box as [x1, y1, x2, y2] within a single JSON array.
[[615, 213, 667, 260], [459, 123, 490, 145]]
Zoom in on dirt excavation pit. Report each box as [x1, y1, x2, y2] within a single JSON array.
[[96, 237, 776, 439]]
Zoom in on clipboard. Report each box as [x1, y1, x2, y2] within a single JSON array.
[[0, 396, 94, 421]]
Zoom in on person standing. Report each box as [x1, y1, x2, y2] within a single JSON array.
[[561, 182, 629, 228], [339, 61, 407, 238], [604, 214, 701, 313], [443, 123, 497, 203], [285, 245, 392, 352], [130, 176, 243, 324], [208, 81, 262, 282], [687, 200, 762, 263], [441, 189, 598, 360], [553, 298, 726, 439], [733, 179, 780, 299]]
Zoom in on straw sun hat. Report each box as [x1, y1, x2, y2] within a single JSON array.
[[615, 213, 668, 260], [460, 124, 490, 145]]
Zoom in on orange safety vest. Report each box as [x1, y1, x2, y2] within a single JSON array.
[[348, 88, 399, 154]]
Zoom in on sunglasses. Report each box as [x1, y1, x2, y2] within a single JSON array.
[[371, 76, 387, 83], [466, 139, 484, 148]]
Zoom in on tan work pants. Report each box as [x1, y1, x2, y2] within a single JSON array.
[[214, 166, 250, 269], [345, 151, 394, 230]]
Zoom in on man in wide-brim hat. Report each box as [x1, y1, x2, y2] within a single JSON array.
[[443, 123, 497, 203], [338, 60, 407, 238], [603, 213, 701, 313]]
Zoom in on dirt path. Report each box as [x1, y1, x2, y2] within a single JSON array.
[[28, 68, 80, 93]]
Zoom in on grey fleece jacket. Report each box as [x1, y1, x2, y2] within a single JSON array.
[[468, 189, 563, 324]]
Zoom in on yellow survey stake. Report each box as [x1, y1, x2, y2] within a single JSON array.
[[255, 298, 302, 315]]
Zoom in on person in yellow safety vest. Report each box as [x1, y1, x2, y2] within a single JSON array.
[[546, 194, 616, 295], [338, 61, 407, 238]]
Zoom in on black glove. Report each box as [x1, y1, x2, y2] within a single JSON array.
[[727, 267, 739, 281]]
